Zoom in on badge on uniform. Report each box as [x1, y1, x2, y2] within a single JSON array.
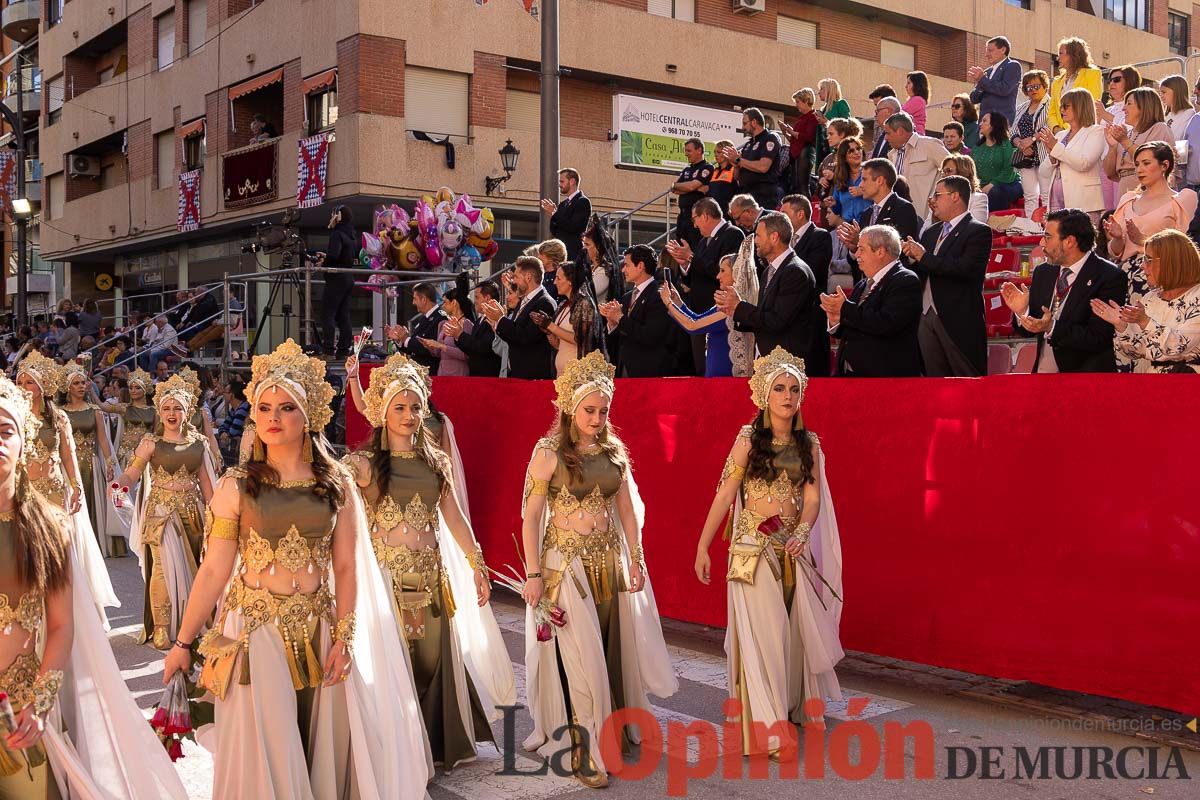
[[766, 141, 776, 151]]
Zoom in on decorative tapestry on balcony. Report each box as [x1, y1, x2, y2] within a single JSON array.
[[223, 140, 278, 210], [178, 169, 201, 232], [296, 132, 330, 209]]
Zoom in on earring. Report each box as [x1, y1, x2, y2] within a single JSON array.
[[301, 426, 314, 463], [252, 434, 265, 462], [380, 425, 389, 451], [567, 422, 579, 444], [793, 411, 804, 431]]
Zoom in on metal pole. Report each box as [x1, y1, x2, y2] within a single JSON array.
[[538, 0, 559, 242], [303, 256, 312, 349], [15, 59, 27, 328]]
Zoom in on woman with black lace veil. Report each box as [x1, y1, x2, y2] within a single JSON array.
[[531, 261, 607, 376]]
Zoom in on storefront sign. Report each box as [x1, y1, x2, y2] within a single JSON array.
[[612, 94, 746, 173]]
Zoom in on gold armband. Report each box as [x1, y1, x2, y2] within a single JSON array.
[[466, 547, 487, 572], [528, 479, 550, 497], [719, 455, 745, 489], [32, 670, 64, 715], [207, 512, 239, 541], [631, 543, 645, 567], [794, 521, 812, 547], [129, 455, 148, 473], [333, 612, 357, 655]]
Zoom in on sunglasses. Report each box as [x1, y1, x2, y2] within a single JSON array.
[[951, 104, 964, 109], [1109, 76, 1123, 83], [1023, 85, 1044, 93]]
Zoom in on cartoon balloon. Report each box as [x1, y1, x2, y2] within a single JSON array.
[[455, 245, 482, 271]]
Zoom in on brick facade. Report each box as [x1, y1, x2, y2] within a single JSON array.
[[1151, 0, 1169, 38], [470, 52, 507, 128], [337, 35, 406, 118], [128, 5, 154, 70], [127, 120, 153, 183], [282, 59, 304, 134]]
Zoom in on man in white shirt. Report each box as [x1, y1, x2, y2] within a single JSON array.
[[883, 112, 949, 219], [138, 315, 179, 372]]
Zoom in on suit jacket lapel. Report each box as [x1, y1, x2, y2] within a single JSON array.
[[1060, 255, 1097, 321]]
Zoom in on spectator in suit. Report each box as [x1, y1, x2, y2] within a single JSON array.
[[1001, 208, 1128, 373], [837, 157, 922, 284], [390, 282, 449, 374], [599, 244, 675, 377], [671, 138, 713, 248], [716, 211, 817, 360], [445, 279, 503, 377], [821, 225, 923, 377], [901, 176, 991, 376], [536, 239, 568, 303], [968, 36, 1022, 125], [783, 194, 833, 376], [483, 257, 557, 379], [870, 97, 902, 159], [883, 111, 949, 219], [542, 168, 591, 262], [665, 198, 745, 374]]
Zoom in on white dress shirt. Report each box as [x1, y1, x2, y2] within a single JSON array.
[[922, 211, 970, 313], [1036, 252, 1088, 374]]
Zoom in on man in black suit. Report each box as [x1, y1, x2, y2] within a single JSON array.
[[716, 211, 816, 360], [600, 244, 674, 377], [783, 193, 833, 376], [665, 198, 745, 374], [541, 168, 591, 262], [391, 283, 450, 373], [900, 176, 991, 376], [484, 257, 557, 379], [1002, 208, 1128, 373], [446, 279, 502, 377], [821, 225, 923, 377], [837, 157, 921, 285]]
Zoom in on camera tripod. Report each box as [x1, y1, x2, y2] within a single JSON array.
[[247, 241, 318, 355]]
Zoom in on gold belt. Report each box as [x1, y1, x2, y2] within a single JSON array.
[[147, 483, 201, 518], [732, 511, 798, 586], [372, 539, 456, 621], [0, 591, 43, 644], [0, 652, 39, 716], [542, 524, 625, 603], [75, 432, 96, 451], [220, 580, 333, 689], [30, 474, 65, 504]]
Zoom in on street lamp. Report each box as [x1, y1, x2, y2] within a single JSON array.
[[485, 139, 521, 196], [11, 198, 31, 218]]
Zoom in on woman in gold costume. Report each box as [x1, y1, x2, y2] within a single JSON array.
[[520, 351, 677, 789], [162, 340, 432, 799], [108, 368, 157, 469], [694, 348, 844, 756], [60, 362, 126, 557], [12, 353, 117, 625], [0, 373, 188, 800], [344, 353, 515, 769], [114, 373, 217, 650]]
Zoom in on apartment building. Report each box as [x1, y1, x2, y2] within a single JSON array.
[[27, 0, 1195, 334]]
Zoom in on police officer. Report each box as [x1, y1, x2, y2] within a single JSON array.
[[671, 138, 713, 249], [721, 108, 783, 212]]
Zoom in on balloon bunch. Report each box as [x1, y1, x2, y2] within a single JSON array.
[[357, 187, 498, 294]]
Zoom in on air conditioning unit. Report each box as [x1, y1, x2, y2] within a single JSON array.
[[732, 0, 765, 14], [69, 155, 100, 177]]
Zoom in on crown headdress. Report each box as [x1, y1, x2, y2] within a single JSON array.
[[153, 373, 198, 418], [245, 339, 335, 430], [749, 347, 808, 410], [554, 350, 616, 414], [127, 367, 153, 391], [15, 351, 63, 395], [0, 374, 40, 449], [362, 354, 431, 428]]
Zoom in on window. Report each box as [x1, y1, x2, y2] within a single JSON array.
[[46, 74, 64, 124], [307, 89, 338, 134], [1169, 12, 1190, 56], [880, 40, 915, 71], [505, 89, 540, 133], [1104, 0, 1147, 31], [48, 174, 64, 220], [776, 16, 817, 49], [188, 0, 207, 55], [648, 0, 694, 21], [155, 131, 175, 190], [47, 0, 64, 28], [182, 121, 206, 170], [404, 67, 469, 143], [1004, 0, 1032, 8], [156, 10, 176, 70]]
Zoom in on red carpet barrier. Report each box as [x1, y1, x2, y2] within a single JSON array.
[[346, 373, 1200, 715]]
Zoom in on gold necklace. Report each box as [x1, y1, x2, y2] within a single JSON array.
[[390, 450, 418, 459], [0, 510, 13, 522]]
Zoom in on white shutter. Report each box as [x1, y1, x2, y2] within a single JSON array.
[[404, 67, 469, 142], [505, 89, 541, 133], [157, 10, 176, 70], [648, 0, 692, 20], [47, 75, 64, 113], [777, 16, 817, 49], [188, 0, 207, 55], [648, 0, 672, 17], [880, 40, 915, 71], [48, 174, 64, 221], [156, 131, 175, 190]]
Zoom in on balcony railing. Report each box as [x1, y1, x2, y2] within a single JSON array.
[[5, 67, 41, 96]]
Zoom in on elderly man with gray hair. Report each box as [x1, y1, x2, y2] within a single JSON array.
[[882, 111, 949, 219], [821, 224, 923, 376], [870, 96, 903, 159]]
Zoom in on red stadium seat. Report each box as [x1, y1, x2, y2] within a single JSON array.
[[989, 248, 1019, 272], [984, 290, 1014, 337]]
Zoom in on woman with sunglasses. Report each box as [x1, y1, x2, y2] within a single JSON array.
[[1096, 65, 1142, 209], [950, 93, 980, 150], [822, 138, 869, 230], [1012, 70, 1051, 215]]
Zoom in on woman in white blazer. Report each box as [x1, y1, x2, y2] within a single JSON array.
[[1036, 88, 1106, 222]]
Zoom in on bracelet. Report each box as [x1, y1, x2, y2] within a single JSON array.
[[173, 638, 192, 650], [466, 547, 487, 572], [129, 455, 147, 473], [631, 543, 645, 567], [32, 670, 64, 715], [333, 612, 357, 656], [794, 521, 813, 548], [526, 571, 543, 579]]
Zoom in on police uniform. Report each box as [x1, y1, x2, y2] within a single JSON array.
[[674, 159, 713, 247], [706, 163, 738, 215], [736, 129, 784, 211]]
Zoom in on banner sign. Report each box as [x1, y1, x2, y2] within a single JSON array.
[[612, 94, 747, 173]]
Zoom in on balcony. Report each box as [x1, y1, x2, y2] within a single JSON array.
[[2, 67, 41, 118], [2, 0, 39, 43]]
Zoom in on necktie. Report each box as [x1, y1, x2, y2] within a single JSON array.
[[1055, 267, 1072, 304], [935, 222, 952, 254], [870, 205, 882, 225], [860, 276, 877, 302], [894, 147, 905, 174]]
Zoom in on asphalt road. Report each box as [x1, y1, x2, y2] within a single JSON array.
[[102, 555, 1197, 799]]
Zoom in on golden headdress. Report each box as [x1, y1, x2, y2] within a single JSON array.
[[15, 351, 63, 395], [62, 358, 91, 389], [245, 339, 335, 430], [153, 373, 197, 418], [127, 367, 153, 392], [0, 373, 41, 448], [177, 367, 202, 403], [362, 353, 431, 428], [554, 350, 616, 414], [749, 347, 808, 410]]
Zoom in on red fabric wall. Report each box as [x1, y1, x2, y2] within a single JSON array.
[[346, 373, 1200, 715]]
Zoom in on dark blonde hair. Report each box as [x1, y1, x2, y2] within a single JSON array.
[[537, 239, 568, 267], [940, 154, 981, 191], [1125, 87, 1166, 134], [1060, 88, 1097, 128], [1056, 37, 1096, 76], [553, 409, 629, 484], [1159, 75, 1193, 113], [13, 474, 71, 594], [1145, 229, 1200, 291]]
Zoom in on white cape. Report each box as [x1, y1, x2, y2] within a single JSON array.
[[58, 415, 119, 625]]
